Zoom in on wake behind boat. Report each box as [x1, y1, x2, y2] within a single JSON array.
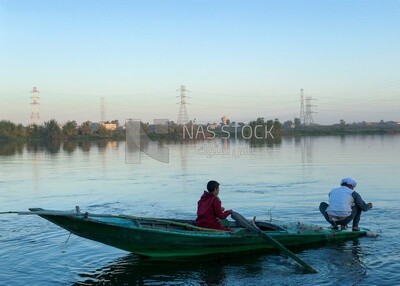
[[5, 207, 368, 258]]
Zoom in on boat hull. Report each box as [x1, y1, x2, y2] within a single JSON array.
[[37, 212, 367, 258]]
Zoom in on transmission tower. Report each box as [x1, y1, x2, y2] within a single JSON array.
[[304, 96, 317, 125], [100, 97, 105, 123], [177, 85, 190, 125], [30, 86, 40, 125], [299, 89, 305, 124]]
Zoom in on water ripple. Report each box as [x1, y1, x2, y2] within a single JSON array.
[[1, 137, 400, 285]]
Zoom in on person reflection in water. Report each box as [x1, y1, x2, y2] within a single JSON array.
[[195, 180, 233, 231], [320, 178, 373, 231]]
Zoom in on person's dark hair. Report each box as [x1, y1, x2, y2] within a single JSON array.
[[207, 180, 219, 193]]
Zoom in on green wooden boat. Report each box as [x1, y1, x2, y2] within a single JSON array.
[[23, 208, 367, 258]]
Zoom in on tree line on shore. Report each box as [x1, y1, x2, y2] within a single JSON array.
[[0, 119, 124, 142], [0, 118, 283, 142], [1, 117, 399, 143]]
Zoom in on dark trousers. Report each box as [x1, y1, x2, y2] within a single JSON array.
[[319, 202, 362, 227]]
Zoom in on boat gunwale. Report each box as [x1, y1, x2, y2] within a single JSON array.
[[39, 213, 266, 238], [29, 208, 368, 240]]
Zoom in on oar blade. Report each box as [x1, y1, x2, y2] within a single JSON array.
[[231, 211, 317, 274]]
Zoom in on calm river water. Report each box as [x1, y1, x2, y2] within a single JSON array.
[[0, 135, 399, 285]]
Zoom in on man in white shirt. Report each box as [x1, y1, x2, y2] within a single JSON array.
[[319, 178, 373, 231]]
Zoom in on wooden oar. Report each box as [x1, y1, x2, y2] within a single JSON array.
[[231, 211, 317, 273]]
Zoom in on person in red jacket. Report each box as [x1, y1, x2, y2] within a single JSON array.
[[195, 180, 233, 231]]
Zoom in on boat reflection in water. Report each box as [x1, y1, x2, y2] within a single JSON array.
[[72, 239, 369, 286], [72, 253, 264, 286]]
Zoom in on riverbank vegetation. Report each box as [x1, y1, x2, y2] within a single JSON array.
[[282, 119, 400, 136], [0, 119, 125, 142], [1, 118, 399, 144]]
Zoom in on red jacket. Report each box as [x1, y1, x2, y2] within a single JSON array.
[[195, 191, 231, 230]]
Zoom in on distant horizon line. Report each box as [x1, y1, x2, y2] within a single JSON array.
[[2, 117, 399, 127]]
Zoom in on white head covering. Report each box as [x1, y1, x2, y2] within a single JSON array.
[[341, 178, 357, 188]]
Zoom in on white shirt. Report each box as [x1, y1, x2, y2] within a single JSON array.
[[326, 186, 354, 217]]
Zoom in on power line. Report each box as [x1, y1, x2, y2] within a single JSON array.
[[300, 89, 305, 124], [100, 97, 105, 122], [30, 87, 40, 125], [304, 95, 317, 125], [177, 85, 190, 125]]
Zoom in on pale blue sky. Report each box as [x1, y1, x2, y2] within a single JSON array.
[[1, 0, 399, 125]]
